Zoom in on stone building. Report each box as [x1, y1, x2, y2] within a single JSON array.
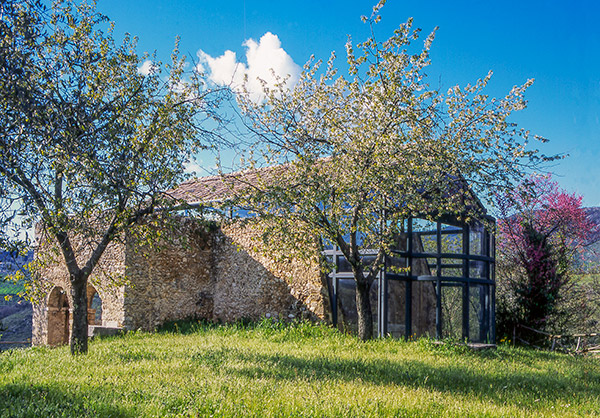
[[32, 218, 330, 345], [32, 171, 329, 346], [32, 168, 496, 346]]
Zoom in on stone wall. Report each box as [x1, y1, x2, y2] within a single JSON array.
[[121, 218, 329, 331], [214, 222, 328, 322], [32, 216, 330, 345], [122, 217, 216, 330]]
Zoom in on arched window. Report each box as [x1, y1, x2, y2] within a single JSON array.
[[86, 285, 103, 326]]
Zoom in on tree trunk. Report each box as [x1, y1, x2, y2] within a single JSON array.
[[70, 275, 88, 354], [355, 278, 373, 340]]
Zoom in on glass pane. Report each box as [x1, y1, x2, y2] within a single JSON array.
[[335, 278, 377, 337], [441, 223, 463, 254], [362, 255, 377, 268], [441, 285, 463, 339], [411, 281, 437, 338], [337, 256, 352, 273], [412, 257, 434, 278], [387, 280, 407, 338], [412, 219, 437, 254], [441, 267, 463, 278], [469, 223, 486, 256], [92, 292, 102, 325], [414, 233, 437, 254], [469, 285, 489, 343], [388, 255, 408, 276], [469, 260, 486, 279], [336, 278, 357, 333]]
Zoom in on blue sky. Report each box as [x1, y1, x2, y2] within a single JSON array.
[[99, 0, 600, 206]]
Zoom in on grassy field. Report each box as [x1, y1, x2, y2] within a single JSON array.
[[0, 280, 24, 297], [0, 320, 599, 418]]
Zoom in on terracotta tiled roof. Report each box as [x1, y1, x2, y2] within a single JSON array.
[[168, 158, 489, 217], [168, 165, 285, 205]]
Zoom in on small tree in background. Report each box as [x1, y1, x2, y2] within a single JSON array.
[[496, 175, 595, 339]]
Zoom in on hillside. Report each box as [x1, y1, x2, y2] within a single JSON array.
[[0, 321, 598, 418], [0, 298, 32, 350], [0, 251, 34, 350], [583, 207, 600, 263], [0, 251, 33, 276], [584, 207, 600, 233]]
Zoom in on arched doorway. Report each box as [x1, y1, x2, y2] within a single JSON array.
[[87, 285, 102, 326], [47, 286, 70, 346]]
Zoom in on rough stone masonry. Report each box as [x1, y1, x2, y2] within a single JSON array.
[[32, 217, 330, 346]]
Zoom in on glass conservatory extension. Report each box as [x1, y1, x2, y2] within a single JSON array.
[[324, 216, 496, 343]]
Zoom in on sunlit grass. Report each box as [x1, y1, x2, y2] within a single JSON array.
[[1, 320, 598, 417]]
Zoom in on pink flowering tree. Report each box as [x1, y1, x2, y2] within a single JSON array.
[[496, 175, 594, 335]]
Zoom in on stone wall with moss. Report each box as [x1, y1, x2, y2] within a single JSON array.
[[32, 216, 330, 345], [120, 218, 329, 331]]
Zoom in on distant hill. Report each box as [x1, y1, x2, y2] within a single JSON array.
[[582, 207, 600, 267], [0, 250, 33, 275], [0, 298, 32, 349], [584, 207, 600, 244]]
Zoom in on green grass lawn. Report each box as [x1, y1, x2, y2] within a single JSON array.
[[1, 320, 599, 417]]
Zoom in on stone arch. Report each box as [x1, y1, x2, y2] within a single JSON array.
[[87, 285, 102, 326], [47, 286, 70, 346]]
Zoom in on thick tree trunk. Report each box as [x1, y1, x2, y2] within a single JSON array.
[[355, 278, 373, 341], [70, 275, 88, 354]]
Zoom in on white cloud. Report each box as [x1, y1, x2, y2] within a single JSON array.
[[138, 60, 158, 76], [184, 159, 204, 177], [197, 32, 300, 101]]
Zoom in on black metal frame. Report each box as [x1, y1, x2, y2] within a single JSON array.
[[324, 216, 496, 343]]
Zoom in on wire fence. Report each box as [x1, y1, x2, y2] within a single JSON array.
[[513, 324, 600, 356]]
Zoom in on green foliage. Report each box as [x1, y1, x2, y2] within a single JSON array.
[[1, 0, 223, 353], [1, 0, 222, 246], [231, 3, 552, 340], [0, 322, 598, 417]]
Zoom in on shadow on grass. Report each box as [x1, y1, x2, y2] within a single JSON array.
[[0, 383, 133, 417], [192, 346, 600, 407]]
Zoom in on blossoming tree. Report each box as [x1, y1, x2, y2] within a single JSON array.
[[496, 175, 594, 335], [232, 1, 552, 340]]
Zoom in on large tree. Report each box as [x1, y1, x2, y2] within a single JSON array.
[[0, 0, 222, 353], [231, 1, 552, 340]]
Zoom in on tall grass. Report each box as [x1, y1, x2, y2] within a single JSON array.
[[1, 320, 598, 417]]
